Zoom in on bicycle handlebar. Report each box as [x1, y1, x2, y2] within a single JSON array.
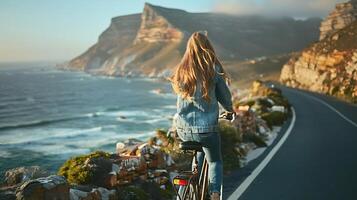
[[219, 111, 236, 122]]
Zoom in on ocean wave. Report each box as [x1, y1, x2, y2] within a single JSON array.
[[21, 132, 153, 157], [95, 110, 151, 118], [162, 105, 176, 109], [143, 118, 169, 124], [102, 106, 122, 112], [0, 126, 104, 145], [149, 91, 176, 99], [0, 105, 42, 117], [116, 116, 169, 124], [0, 114, 94, 130], [0, 96, 32, 104], [0, 150, 12, 158]]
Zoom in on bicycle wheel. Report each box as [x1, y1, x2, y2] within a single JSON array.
[[177, 181, 199, 200], [198, 159, 209, 200]]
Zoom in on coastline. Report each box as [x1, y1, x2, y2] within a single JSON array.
[[1, 80, 292, 199]]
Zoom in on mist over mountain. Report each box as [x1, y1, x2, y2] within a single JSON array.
[[63, 3, 321, 77]]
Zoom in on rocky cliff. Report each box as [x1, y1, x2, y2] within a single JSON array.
[[64, 3, 321, 77], [280, 0, 357, 103], [320, 0, 357, 40]]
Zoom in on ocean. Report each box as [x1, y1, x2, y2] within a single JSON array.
[[0, 63, 176, 177]]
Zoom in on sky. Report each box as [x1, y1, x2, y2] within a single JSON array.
[[0, 0, 344, 62]]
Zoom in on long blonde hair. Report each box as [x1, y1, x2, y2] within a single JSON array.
[[170, 32, 228, 102]]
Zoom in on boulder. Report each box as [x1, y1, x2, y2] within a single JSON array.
[[69, 187, 116, 200], [83, 157, 113, 188], [116, 138, 144, 155], [70, 188, 100, 200], [92, 188, 117, 200], [4, 166, 49, 186], [16, 175, 69, 200], [0, 185, 16, 200]]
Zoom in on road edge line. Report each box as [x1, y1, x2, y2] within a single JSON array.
[[227, 107, 296, 200], [297, 91, 357, 128]]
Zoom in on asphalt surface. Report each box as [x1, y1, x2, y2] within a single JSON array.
[[224, 86, 357, 200]]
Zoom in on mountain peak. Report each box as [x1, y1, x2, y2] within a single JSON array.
[[143, 2, 156, 11], [143, 2, 187, 14], [66, 3, 321, 78], [134, 3, 185, 44]]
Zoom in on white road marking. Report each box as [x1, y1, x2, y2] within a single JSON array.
[[227, 108, 296, 200], [296, 91, 357, 128]]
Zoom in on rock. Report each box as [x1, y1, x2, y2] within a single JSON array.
[[123, 138, 143, 146], [112, 164, 120, 174], [134, 3, 184, 44], [116, 142, 125, 152], [70, 188, 99, 200], [16, 175, 69, 200], [116, 139, 144, 155], [92, 188, 117, 200], [70, 187, 116, 200], [280, 47, 357, 102], [319, 0, 357, 40], [271, 106, 285, 113], [83, 157, 113, 188], [332, 34, 339, 40], [4, 166, 50, 186], [0, 185, 17, 200]]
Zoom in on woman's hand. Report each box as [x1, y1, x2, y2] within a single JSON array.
[[219, 111, 236, 122]]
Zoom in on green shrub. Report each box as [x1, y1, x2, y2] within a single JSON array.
[[245, 133, 267, 147], [219, 121, 242, 171], [253, 98, 273, 114], [58, 151, 110, 185], [261, 111, 287, 128], [267, 93, 290, 108], [257, 98, 273, 108]]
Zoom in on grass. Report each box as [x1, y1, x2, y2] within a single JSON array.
[[58, 151, 110, 185]]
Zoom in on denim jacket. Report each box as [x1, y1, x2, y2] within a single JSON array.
[[173, 63, 233, 134]]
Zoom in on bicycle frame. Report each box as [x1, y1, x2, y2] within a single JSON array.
[[173, 150, 209, 200]]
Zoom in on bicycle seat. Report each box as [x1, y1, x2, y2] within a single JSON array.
[[179, 141, 203, 152]]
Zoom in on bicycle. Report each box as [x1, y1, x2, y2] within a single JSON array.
[[172, 112, 235, 200]]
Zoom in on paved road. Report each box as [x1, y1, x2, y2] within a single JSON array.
[[224, 86, 357, 200]]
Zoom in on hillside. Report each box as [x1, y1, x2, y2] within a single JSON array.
[[280, 0, 357, 103], [225, 54, 292, 89], [62, 3, 321, 77]]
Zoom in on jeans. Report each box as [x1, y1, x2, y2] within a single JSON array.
[[177, 131, 223, 194]]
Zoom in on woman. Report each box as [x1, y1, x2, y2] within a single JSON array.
[[170, 31, 234, 200]]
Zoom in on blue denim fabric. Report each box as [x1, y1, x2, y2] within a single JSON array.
[[177, 131, 223, 194], [174, 64, 233, 135]]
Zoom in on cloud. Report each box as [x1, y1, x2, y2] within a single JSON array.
[[213, 0, 346, 18]]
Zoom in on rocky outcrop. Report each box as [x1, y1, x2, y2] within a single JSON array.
[[4, 166, 49, 186], [280, 2, 357, 103], [65, 14, 141, 71], [16, 175, 70, 200], [319, 0, 357, 40], [63, 3, 321, 77], [134, 4, 184, 43], [70, 187, 117, 200]]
